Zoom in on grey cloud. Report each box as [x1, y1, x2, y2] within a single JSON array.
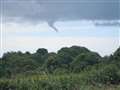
[[95, 21, 120, 26], [1, 0, 120, 31]]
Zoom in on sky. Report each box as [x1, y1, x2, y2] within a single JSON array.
[[0, 0, 120, 57]]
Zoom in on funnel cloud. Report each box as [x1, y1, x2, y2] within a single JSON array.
[[47, 21, 58, 32]]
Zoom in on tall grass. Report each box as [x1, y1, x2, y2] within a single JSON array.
[[0, 73, 120, 90]]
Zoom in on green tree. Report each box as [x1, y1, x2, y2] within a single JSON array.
[[43, 53, 57, 73], [71, 52, 101, 72], [1, 52, 38, 77], [113, 47, 120, 61], [33, 48, 48, 65]]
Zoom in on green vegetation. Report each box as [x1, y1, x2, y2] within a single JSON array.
[[0, 46, 120, 90]]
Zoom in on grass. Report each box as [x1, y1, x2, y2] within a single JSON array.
[[0, 73, 120, 90]]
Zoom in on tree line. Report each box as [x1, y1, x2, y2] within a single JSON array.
[[0, 46, 120, 84]]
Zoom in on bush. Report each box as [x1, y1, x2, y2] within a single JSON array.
[[87, 64, 120, 85]]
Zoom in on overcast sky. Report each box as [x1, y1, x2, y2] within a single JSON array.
[[0, 0, 120, 57]]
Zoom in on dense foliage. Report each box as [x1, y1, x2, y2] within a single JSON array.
[[0, 46, 120, 90]]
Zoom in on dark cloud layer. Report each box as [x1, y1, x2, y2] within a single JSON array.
[[1, 0, 120, 30]]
